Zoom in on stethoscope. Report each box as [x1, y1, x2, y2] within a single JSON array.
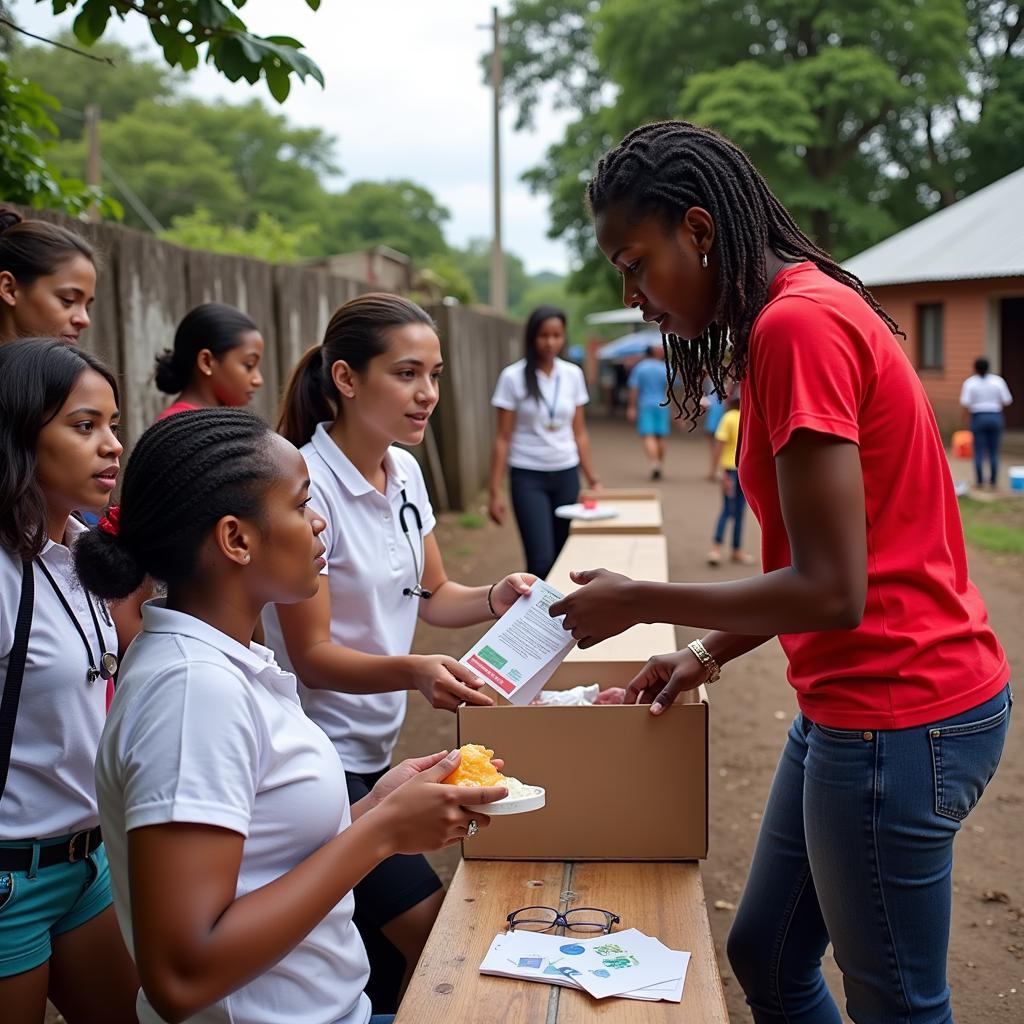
[[399, 489, 432, 600]]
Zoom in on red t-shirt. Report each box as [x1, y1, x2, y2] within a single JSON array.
[[739, 262, 1008, 729], [155, 400, 201, 422]]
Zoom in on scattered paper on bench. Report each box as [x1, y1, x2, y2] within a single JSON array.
[[460, 580, 575, 706], [479, 928, 690, 1002]]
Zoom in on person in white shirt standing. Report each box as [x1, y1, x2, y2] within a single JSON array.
[[75, 408, 505, 1024], [266, 294, 533, 1015], [488, 306, 601, 578], [959, 357, 1013, 489], [0, 339, 137, 1023]]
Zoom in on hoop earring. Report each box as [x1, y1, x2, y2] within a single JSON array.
[[700, 252, 709, 269]]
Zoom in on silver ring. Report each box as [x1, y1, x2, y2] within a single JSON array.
[[466, 819, 479, 838]]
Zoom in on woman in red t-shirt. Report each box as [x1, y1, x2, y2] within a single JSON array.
[[551, 121, 1011, 1023], [154, 303, 264, 421]]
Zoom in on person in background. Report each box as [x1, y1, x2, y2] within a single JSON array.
[[627, 342, 671, 480], [268, 294, 533, 1015], [0, 339, 138, 1024], [707, 388, 753, 567], [489, 305, 601, 578], [0, 208, 96, 346], [959, 356, 1013, 490], [75, 408, 504, 1024], [700, 379, 726, 481], [154, 303, 264, 420]]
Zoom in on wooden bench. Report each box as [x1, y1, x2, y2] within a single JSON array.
[[394, 859, 728, 1023], [547, 534, 678, 689], [569, 497, 663, 537]]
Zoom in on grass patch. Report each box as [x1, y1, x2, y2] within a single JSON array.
[[958, 497, 1024, 556], [457, 512, 486, 529]]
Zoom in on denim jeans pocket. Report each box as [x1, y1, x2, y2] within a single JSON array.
[[929, 699, 1010, 821], [812, 721, 874, 741]]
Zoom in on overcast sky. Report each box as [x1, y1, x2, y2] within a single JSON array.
[[9, 0, 573, 274]]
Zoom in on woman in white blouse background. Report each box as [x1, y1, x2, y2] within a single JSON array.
[[960, 357, 1013, 489], [489, 306, 601, 579]]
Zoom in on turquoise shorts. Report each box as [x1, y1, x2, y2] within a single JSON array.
[[0, 838, 113, 977], [637, 404, 671, 437]]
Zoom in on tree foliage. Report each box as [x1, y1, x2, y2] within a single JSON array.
[[498, 0, 1024, 277], [38, 0, 323, 102], [160, 207, 315, 262]]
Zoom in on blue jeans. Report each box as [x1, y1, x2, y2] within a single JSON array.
[[728, 684, 1011, 1023], [369, 1016, 395, 1024], [509, 465, 580, 578], [970, 411, 1003, 485], [713, 469, 746, 550]]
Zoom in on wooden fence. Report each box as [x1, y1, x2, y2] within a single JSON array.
[[16, 208, 522, 510]]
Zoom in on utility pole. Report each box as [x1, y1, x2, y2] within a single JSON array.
[[84, 103, 101, 222], [488, 6, 506, 313]]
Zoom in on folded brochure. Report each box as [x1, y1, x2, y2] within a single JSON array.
[[479, 928, 690, 1002], [460, 580, 576, 706]]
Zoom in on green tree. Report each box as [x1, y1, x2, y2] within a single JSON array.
[[146, 98, 336, 231], [315, 180, 451, 262], [450, 238, 531, 310], [1, 0, 324, 211], [8, 32, 174, 140], [499, 0, 1017, 273], [52, 101, 245, 228], [35, 0, 323, 101], [160, 207, 314, 262]]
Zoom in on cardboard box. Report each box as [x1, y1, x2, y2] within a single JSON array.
[[547, 534, 678, 689], [458, 696, 708, 861]]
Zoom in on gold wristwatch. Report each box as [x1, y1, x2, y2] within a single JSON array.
[[686, 639, 721, 684]]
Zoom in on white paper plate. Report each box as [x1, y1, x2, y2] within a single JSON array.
[[472, 785, 546, 815], [554, 503, 619, 521]]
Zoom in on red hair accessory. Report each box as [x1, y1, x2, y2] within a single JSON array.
[[98, 506, 121, 537]]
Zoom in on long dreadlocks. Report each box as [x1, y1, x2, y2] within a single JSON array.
[[587, 120, 903, 425]]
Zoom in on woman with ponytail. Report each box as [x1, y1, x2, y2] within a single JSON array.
[[0, 208, 96, 346], [266, 293, 534, 1014], [0, 339, 137, 1023], [153, 303, 264, 420], [550, 120, 1011, 1024], [75, 408, 502, 1024]]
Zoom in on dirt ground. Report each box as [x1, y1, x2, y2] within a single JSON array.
[[399, 414, 1024, 1023]]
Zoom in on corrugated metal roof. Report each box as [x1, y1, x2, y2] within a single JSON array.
[[843, 166, 1024, 287]]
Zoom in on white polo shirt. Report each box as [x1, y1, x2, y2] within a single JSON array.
[[262, 424, 436, 773], [0, 518, 115, 839], [959, 373, 1013, 414], [491, 357, 589, 472], [96, 601, 371, 1024]]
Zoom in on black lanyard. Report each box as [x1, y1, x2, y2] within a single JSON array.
[[35, 560, 118, 683], [538, 372, 561, 427]]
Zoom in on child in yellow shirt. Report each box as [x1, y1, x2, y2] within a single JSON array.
[[708, 390, 754, 566]]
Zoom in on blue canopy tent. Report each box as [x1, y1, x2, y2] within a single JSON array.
[[596, 329, 662, 361]]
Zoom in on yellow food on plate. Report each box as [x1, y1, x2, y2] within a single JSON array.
[[444, 744, 505, 787]]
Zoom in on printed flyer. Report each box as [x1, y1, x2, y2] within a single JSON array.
[[460, 580, 575, 705]]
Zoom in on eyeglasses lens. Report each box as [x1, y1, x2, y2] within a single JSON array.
[[564, 909, 614, 933], [511, 908, 559, 932]]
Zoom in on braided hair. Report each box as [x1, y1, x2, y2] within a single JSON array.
[[587, 120, 902, 425], [74, 408, 276, 600]]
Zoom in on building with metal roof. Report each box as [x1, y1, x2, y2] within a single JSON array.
[[844, 167, 1023, 433]]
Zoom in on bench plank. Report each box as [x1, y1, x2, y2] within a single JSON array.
[[547, 535, 677, 690], [569, 498, 662, 536], [556, 862, 729, 1023], [394, 860, 565, 1024]]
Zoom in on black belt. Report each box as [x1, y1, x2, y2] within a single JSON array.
[[0, 826, 102, 872]]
